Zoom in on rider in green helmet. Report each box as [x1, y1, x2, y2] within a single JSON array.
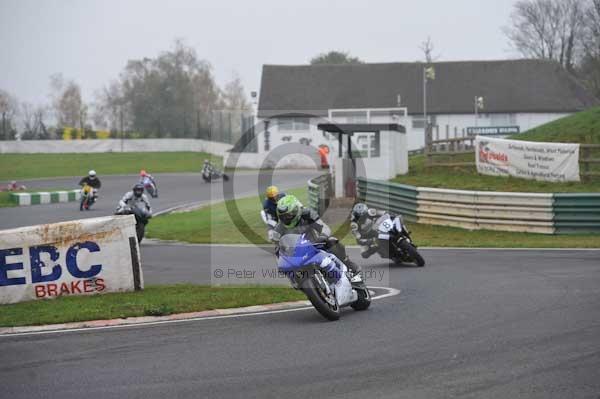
[[274, 195, 361, 277]]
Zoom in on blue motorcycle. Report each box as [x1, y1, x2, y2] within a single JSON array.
[[277, 233, 371, 321]]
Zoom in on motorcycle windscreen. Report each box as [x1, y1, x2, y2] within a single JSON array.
[[277, 234, 321, 272]]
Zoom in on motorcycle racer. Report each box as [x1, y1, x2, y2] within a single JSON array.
[[350, 202, 388, 259], [273, 195, 362, 277], [118, 183, 153, 218], [78, 170, 102, 190]]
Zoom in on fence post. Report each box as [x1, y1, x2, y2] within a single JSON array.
[[582, 146, 590, 182], [424, 123, 431, 167]]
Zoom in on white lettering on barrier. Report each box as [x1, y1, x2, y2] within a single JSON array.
[[475, 136, 580, 182], [0, 215, 143, 304]]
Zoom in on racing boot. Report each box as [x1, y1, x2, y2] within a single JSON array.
[[360, 245, 378, 259], [344, 257, 367, 291]]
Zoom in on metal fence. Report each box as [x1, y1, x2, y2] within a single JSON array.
[[307, 174, 332, 215], [356, 177, 600, 234]]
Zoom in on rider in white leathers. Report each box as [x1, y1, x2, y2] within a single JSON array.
[[119, 184, 153, 218]]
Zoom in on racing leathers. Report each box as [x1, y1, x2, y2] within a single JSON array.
[[78, 176, 102, 189], [118, 191, 153, 218], [78, 176, 101, 199], [273, 208, 361, 274], [140, 174, 156, 188], [350, 207, 389, 259], [261, 192, 286, 227]]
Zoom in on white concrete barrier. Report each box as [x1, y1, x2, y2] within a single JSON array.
[[0, 139, 233, 157], [0, 215, 143, 304]]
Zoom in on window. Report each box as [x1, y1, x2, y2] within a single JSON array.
[[277, 117, 310, 131], [412, 117, 426, 129]]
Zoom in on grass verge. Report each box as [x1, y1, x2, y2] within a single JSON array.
[[147, 187, 308, 244], [0, 152, 222, 181], [0, 284, 304, 328], [392, 154, 600, 192], [147, 187, 598, 248], [510, 107, 600, 144], [338, 223, 599, 248]]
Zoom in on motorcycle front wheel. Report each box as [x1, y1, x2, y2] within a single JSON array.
[[302, 272, 340, 321], [136, 223, 145, 243], [400, 241, 425, 267]]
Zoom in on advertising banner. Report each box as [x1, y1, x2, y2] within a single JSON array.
[[0, 215, 143, 304], [476, 136, 580, 182]]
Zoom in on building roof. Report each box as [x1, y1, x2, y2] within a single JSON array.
[[258, 59, 599, 118]]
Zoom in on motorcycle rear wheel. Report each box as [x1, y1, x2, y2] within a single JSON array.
[[302, 274, 340, 321]]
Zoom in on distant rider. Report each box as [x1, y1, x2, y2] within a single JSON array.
[[118, 183, 153, 219], [274, 195, 362, 277], [350, 202, 392, 259], [139, 169, 156, 188], [78, 170, 101, 199], [79, 170, 102, 189], [261, 186, 286, 227], [139, 169, 158, 197]]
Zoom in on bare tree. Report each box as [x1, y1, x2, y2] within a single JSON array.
[[504, 0, 585, 71], [419, 37, 439, 63], [0, 89, 19, 140], [49, 73, 84, 128], [222, 72, 250, 111], [20, 103, 50, 140], [579, 0, 600, 96]]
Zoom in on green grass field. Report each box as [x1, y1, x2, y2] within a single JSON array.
[[392, 154, 600, 192], [0, 152, 222, 181], [393, 108, 600, 191], [510, 107, 600, 144], [147, 188, 308, 244], [0, 284, 304, 327]]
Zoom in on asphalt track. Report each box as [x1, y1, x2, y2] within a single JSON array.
[[2, 245, 600, 398], [0, 170, 319, 230], [2, 172, 600, 398]]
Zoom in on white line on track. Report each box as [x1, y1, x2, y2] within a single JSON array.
[[0, 286, 400, 338]]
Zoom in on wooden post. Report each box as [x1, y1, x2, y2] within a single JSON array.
[[582, 146, 590, 182]]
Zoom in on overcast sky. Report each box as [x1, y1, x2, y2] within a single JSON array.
[[0, 0, 519, 105]]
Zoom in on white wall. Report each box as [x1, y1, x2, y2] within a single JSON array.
[[407, 112, 572, 150], [0, 139, 233, 157]]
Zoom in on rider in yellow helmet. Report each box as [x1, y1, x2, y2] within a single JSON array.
[[261, 186, 286, 226]]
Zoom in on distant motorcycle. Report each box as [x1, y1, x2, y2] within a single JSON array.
[[369, 213, 425, 267], [79, 184, 97, 211], [202, 161, 229, 182], [142, 179, 158, 198], [277, 233, 371, 321], [115, 204, 151, 243]]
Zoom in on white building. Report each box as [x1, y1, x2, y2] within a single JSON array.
[[226, 59, 598, 177]]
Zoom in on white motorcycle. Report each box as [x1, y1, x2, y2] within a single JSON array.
[[277, 233, 371, 321]]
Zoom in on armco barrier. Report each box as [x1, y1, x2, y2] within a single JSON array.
[[308, 174, 332, 215], [355, 178, 600, 235], [10, 190, 81, 206], [553, 193, 600, 234], [416, 187, 555, 234], [0, 215, 143, 304], [356, 178, 418, 222]]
